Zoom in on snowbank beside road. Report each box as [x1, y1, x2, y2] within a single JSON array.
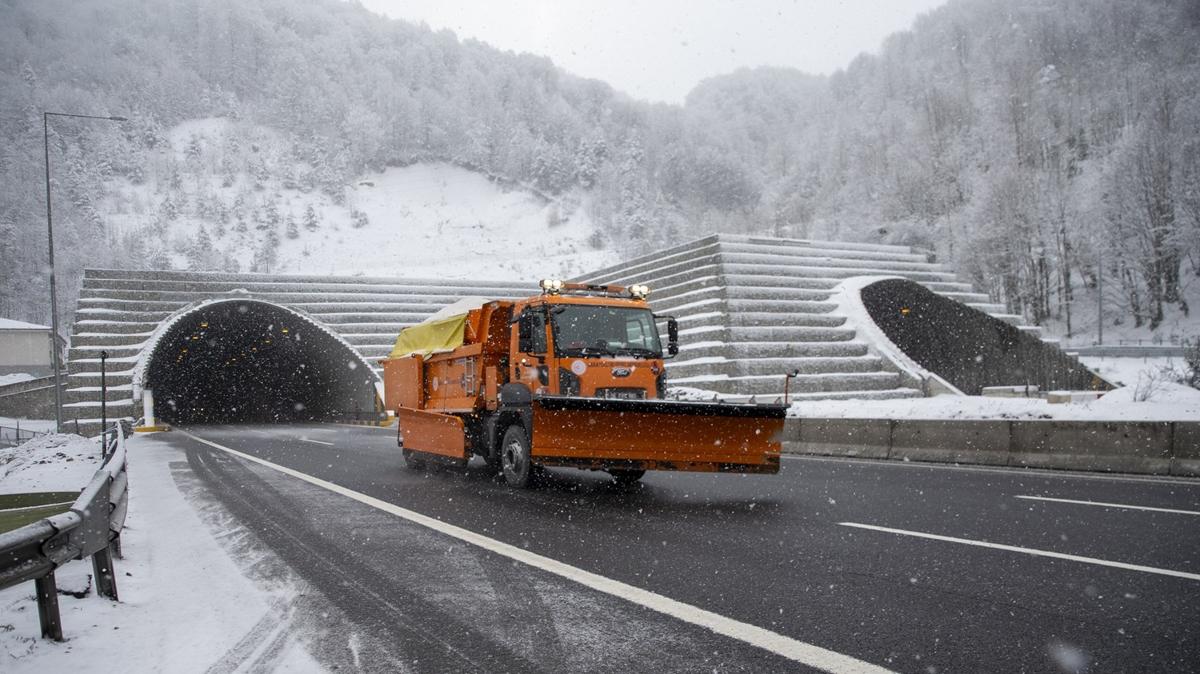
[[671, 382, 1200, 421], [0, 433, 322, 672], [788, 384, 1200, 421], [0, 433, 101, 494]]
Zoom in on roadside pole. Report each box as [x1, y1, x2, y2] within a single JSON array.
[[100, 350, 107, 455]]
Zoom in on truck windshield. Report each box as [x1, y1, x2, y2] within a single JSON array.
[[551, 305, 662, 358]]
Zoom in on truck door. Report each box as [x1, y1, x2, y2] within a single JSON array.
[[513, 307, 551, 393]]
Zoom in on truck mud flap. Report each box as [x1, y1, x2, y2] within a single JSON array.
[[397, 407, 468, 461], [530, 396, 785, 474]]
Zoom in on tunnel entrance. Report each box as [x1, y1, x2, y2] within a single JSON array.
[[144, 300, 379, 425]]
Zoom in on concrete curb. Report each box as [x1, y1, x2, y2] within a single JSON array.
[[782, 418, 1200, 477]]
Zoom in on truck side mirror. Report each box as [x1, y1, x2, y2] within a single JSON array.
[[666, 317, 679, 357], [517, 313, 533, 353]]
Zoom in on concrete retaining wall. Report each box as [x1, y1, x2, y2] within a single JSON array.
[[782, 418, 1200, 477], [0, 376, 60, 420]]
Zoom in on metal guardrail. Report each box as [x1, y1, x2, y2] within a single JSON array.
[[0, 420, 131, 640]]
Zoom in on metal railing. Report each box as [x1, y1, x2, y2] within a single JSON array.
[[0, 424, 50, 448], [0, 420, 130, 640]]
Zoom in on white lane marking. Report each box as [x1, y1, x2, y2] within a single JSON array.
[[781, 453, 1200, 486], [177, 430, 891, 674], [839, 522, 1200, 583], [299, 438, 335, 446], [1015, 495, 1200, 516]]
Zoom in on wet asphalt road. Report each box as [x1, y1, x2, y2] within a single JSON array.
[[148, 423, 1200, 673]]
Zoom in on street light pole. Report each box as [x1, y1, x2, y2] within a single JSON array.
[[1097, 246, 1104, 346], [43, 111, 128, 433]]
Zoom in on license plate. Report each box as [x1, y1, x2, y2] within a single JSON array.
[[597, 388, 645, 400]]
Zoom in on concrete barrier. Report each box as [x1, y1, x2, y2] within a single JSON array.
[[1172, 422, 1200, 477], [891, 420, 1010, 466], [1009, 421, 1172, 474], [783, 418, 1200, 477], [792, 418, 890, 459]]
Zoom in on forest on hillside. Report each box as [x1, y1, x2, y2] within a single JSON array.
[[1, 0, 1198, 340]]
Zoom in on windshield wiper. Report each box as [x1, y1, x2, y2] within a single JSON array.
[[561, 346, 613, 357], [613, 346, 661, 359]]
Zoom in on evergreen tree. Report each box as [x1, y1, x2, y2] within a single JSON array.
[[303, 204, 319, 231]]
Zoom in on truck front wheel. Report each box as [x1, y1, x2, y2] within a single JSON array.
[[500, 425, 534, 488]]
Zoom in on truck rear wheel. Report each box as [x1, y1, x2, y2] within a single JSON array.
[[500, 425, 534, 488]]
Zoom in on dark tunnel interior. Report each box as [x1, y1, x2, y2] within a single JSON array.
[[145, 301, 379, 424]]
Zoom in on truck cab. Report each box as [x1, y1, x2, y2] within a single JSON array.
[[508, 282, 678, 401]]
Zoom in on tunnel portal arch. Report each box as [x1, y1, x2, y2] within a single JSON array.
[[138, 299, 380, 425]]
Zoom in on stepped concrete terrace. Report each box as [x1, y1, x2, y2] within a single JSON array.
[[65, 268, 531, 432], [576, 233, 1042, 402], [65, 234, 1044, 429]]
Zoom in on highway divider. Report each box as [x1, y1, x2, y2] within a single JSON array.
[[782, 418, 1200, 477]]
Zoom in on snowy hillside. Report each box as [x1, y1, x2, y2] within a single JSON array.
[[100, 118, 615, 281]]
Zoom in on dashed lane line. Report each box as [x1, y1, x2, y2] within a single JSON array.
[[176, 429, 893, 674], [298, 438, 335, 446], [1015, 495, 1200, 516], [839, 522, 1200, 582]]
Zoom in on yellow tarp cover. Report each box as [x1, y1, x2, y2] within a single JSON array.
[[388, 313, 468, 359]]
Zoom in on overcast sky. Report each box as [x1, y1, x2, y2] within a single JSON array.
[[357, 0, 948, 104]]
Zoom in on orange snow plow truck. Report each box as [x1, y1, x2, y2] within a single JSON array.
[[380, 280, 786, 488]]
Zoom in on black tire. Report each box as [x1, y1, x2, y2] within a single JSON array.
[[401, 448, 426, 470], [500, 425, 534, 488], [608, 468, 645, 485]]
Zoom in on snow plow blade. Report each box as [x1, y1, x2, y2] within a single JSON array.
[[397, 407, 468, 461], [530, 396, 785, 474]]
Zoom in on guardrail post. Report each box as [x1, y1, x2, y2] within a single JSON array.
[[92, 546, 118, 601], [35, 572, 64, 641]]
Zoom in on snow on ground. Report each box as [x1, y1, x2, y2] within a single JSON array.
[[102, 117, 616, 282], [0, 373, 36, 386], [0, 432, 321, 672], [0, 433, 102, 495], [1078, 356, 1185, 388], [328, 163, 612, 280], [787, 384, 1200, 421], [1040, 276, 1200, 348]]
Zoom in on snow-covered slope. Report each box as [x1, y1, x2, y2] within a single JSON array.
[[101, 118, 615, 281]]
